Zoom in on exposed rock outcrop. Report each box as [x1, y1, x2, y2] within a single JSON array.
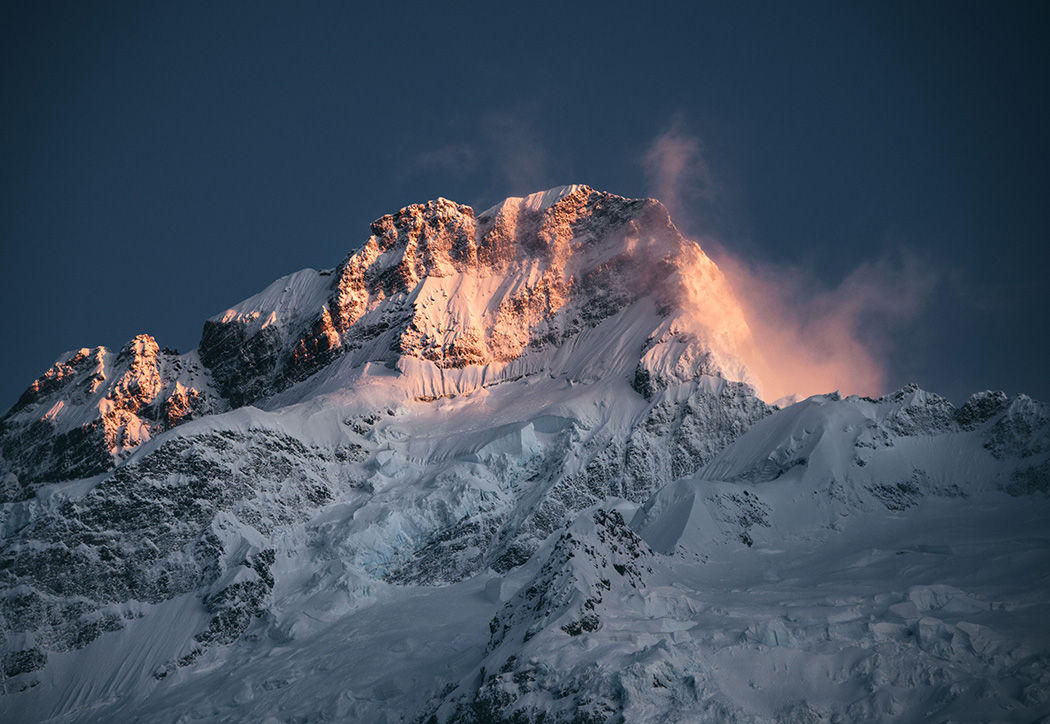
[[0, 336, 223, 498]]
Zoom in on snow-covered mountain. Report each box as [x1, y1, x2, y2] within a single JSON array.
[[1, 186, 1047, 722]]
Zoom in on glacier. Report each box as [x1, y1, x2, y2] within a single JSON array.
[[0, 186, 1047, 722]]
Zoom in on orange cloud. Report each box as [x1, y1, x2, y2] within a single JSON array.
[[712, 249, 934, 402], [645, 121, 935, 403]]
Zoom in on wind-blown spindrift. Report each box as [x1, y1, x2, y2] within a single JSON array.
[[1, 187, 1047, 722]]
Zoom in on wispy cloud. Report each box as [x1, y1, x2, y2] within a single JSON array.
[[405, 108, 554, 199], [644, 119, 936, 402], [480, 110, 551, 195], [717, 249, 935, 402], [410, 143, 479, 180], [642, 115, 718, 224]]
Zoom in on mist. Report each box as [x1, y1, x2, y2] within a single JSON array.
[[644, 121, 935, 403]]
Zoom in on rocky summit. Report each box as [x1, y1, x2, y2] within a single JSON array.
[[1, 186, 1048, 722]]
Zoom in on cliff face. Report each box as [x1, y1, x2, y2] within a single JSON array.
[[6, 185, 758, 490], [0, 335, 223, 499], [2, 187, 1049, 722], [199, 185, 757, 408]]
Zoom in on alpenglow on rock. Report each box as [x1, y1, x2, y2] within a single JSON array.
[[1, 187, 1048, 723], [197, 184, 759, 405], [2, 185, 758, 495]]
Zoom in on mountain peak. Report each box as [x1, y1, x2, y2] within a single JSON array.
[[200, 185, 758, 405], [4, 192, 1050, 723], [4, 187, 760, 488], [478, 184, 592, 218]]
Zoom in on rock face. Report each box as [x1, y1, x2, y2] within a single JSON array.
[[0, 336, 223, 500], [1, 187, 1049, 722], [198, 184, 757, 408], [4, 185, 757, 495], [430, 509, 656, 724], [1, 427, 358, 682]]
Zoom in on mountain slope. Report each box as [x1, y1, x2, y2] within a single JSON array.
[[427, 388, 1050, 722], [1, 187, 1048, 723], [1, 186, 757, 495]]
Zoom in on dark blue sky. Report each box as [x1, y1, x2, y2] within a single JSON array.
[[3, 1, 1048, 408]]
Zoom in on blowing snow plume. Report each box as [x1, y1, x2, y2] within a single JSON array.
[[644, 122, 934, 404], [714, 251, 933, 403]]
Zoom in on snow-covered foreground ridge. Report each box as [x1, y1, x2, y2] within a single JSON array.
[[0, 186, 1048, 722]]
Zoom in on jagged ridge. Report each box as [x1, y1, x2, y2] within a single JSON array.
[[2, 185, 757, 495], [2, 187, 1048, 723]]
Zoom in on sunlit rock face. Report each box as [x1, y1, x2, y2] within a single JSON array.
[[5, 186, 762, 490], [1, 186, 759, 500], [0, 336, 223, 499], [5, 187, 1047, 723], [199, 185, 760, 407]]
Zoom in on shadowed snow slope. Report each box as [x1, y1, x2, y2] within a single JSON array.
[[1, 188, 1048, 722]]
